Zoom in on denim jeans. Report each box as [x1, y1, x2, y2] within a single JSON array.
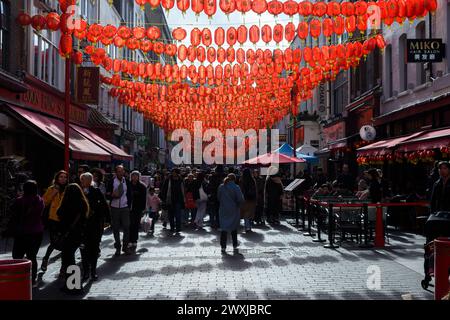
[[110, 207, 130, 248], [244, 218, 252, 230]]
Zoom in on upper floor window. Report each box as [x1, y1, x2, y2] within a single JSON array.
[[333, 71, 348, 116], [416, 21, 426, 85], [399, 34, 408, 92], [385, 45, 393, 98], [0, 0, 10, 69], [32, 30, 63, 88]]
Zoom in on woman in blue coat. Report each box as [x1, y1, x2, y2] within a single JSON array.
[[218, 173, 244, 254]]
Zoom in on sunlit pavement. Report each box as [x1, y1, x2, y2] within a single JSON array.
[[0, 219, 433, 300]]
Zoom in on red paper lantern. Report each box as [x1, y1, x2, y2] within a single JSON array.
[[59, 33, 73, 57], [114, 37, 126, 48], [140, 40, 153, 52], [252, 0, 267, 14], [204, 0, 217, 17], [298, 1, 313, 16], [220, 0, 236, 14], [177, 0, 190, 12], [217, 47, 226, 63], [161, 0, 175, 10], [236, 48, 245, 64], [285, 22, 296, 42], [207, 47, 216, 63], [249, 25, 260, 44], [313, 2, 327, 17], [191, 27, 201, 46], [345, 16, 356, 34], [197, 46, 206, 63], [237, 25, 247, 45], [16, 13, 32, 26], [283, 0, 298, 16], [425, 0, 437, 12], [333, 16, 345, 35], [153, 42, 165, 55], [323, 18, 333, 37], [172, 27, 187, 41], [118, 26, 132, 39], [202, 28, 213, 47], [59, 0, 76, 12], [178, 44, 187, 61], [261, 25, 272, 44], [273, 24, 283, 44], [165, 44, 177, 56], [341, 2, 355, 16], [126, 38, 139, 50], [191, 0, 204, 14], [226, 27, 237, 46], [327, 1, 341, 16], [188, 45, 196, 62], [71, 50, 83, 65], [297, 21, 308, 40], [236, 0, 252, 13], [267, 0, 283, 16], [215, 27, 225, 46], [226, 47, 235, 63], [354, 1, 368, 15], [46, 13, 60, 31], [31, 15, 46, 31]]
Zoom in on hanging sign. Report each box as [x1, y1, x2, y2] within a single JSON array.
[[407, 39, 445, 63], [76, 67, 100, 104]]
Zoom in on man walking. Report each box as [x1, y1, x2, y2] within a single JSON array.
[[106, 165, 133, 255]]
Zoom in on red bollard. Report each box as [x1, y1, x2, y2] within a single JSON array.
[[0, 259, 32, 300], [434, 237, 450, 300], [374, 206, 385, 248]]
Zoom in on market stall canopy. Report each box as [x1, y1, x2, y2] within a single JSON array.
[[274, 143, 295, 156], [395, 127, 450, 152], [243, 152, 305, 165], [356, 131, 424, 156], [296, 144, 318, 156]]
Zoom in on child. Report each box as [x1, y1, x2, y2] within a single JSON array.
[[146, 187, 161, 236]]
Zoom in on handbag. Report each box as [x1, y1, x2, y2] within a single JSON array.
[[185, 192, 196, 209]]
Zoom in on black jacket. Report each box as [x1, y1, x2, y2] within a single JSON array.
[[129, 181, 147, 213], [207, 173, 226, 203], [265, 177, 284, 210], [160, 177, 185, 208], [83, 186, 109, 244], [106, 177, 133, 209], [430, 178, 450, 213], [369, 180, 383, 203], [193, 179, 209, 201]]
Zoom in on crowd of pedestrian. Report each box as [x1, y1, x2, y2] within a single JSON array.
[[4, 160, 449, 294]]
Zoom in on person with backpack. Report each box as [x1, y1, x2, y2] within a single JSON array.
[[239, 168, 257, 232]]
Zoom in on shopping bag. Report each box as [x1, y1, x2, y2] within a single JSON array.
[[140, 214, 153, 233]]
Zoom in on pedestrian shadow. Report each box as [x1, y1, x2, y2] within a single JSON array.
[[218, 252, 252, 271], [240, 231, 265, 242], [270, 224, 298, 233]]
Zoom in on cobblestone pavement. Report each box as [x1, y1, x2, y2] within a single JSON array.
[[0, 219, 434, 300]]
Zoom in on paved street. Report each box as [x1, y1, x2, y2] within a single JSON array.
[[0, 218, 434, 300]]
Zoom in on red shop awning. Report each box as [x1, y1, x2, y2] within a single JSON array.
[[71, 124, 132, 161], [396, 127, 450, 152], [328, 138, 348, 150], [357, 132, 424, 156], [7, 105, 111, 162]]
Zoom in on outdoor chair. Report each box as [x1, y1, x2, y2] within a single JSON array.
[[335, 207, 364, 245]]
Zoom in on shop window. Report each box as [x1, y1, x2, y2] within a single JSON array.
[[0, 0, 9, 69], [399, 34, 408, 92], [416, 22, 426, 85]]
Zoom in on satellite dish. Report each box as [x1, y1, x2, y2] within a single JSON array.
[[360, 125, 376, 141]]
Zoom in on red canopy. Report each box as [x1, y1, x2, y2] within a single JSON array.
[[243, 152, 305, 165], [356, 132, 424, 156], [396, 127, 450, 152]]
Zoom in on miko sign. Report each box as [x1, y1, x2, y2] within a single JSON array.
[[407, 39, 445, 63]]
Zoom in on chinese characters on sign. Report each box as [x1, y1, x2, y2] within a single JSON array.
[[76, 67, 99, 104], [407, 39, 445, 63]]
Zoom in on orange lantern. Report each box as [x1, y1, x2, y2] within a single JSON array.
[[165, 44, 177, 56], [333, 16, 345, 35], [297, 21, 308, 40], [249, 25, 260, 44], [207, 47, 216, 63], [191, 27, 201, 46], [340, 2, 355, 16], [273, 24, 283, 44], [149, 0, 161, 8], [283, 0, 298, 16], [118, 26, 132, 39], [322, 18, 333, 37], [220, 0, 236, 14], [217, 47, 226, 63], [226, 27, 237, 46], [133, 27, 146, 40], [191, 0, 204, 14], [204, 0, 217, 18], [237, 25, 247, 45], [140, 40, 153, 52], [226, 47, 235, 63], [177, 0, 189, 13], [215, 27, 225, 46], [236, 48, 245, 64], [261, 25, 272, 44], [345, 16, 356, 34], [114, 37, 126, 48], [172, 27, 187, 41], [252, 0, 267, 14], [103, 25, 117, 38], [298, 1, 313, 16], [202, 28, 212, 47], [153, 42, 165, 55], [267, 0, 283, 16], [327, 1, 341, 16], [197, 46, 206, 63], [285, 22, 296, 42], [45, 13, 60, 31], [236, 0, 252, 13], [162, 0, 175, 10], [357, 14, 368, 31], [313, 2, 327, 17], [187, 45, 196, 62]]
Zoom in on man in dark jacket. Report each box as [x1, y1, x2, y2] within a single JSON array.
[[80, 173, 110, 281], [207, 165, 226, 229], [105, 165, 134, 256], [253, 169, 265, 225], [430, 161, 450, 213], [128, 171, 147, 251], [160, 168, 185, 234], [337, 164, 355, 192]]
